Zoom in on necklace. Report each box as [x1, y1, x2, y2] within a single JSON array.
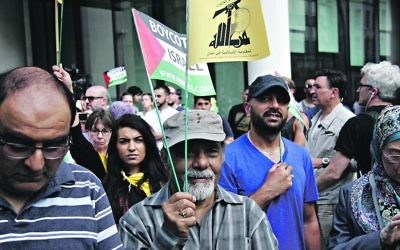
[[247, 132, 283, 162]]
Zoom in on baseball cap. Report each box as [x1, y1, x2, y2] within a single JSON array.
[[163, 110, 226, 147], [248, 75, 290, 103]]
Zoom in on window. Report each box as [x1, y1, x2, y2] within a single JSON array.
[[379, 0, 391, 57], [349, 0, 365, 66], [289, 0, 306, 53], [317, 0, 339, 53]]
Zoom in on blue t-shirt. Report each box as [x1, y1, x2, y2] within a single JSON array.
[[219, 135, 319, 250]]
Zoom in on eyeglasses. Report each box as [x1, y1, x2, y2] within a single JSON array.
[[383, 151, 400, 163], [84, 96, 103, 102], [305, 84, 313, 89], [90, 129, 112, 136], [0, 137, 70, 160], [358, 83, 373, 89]]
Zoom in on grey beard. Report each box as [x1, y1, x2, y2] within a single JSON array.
[[183, 169, 215, 201]]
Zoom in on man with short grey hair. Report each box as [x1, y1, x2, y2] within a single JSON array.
[[120, 109, 278, 249], [317, 61, 400, 188]]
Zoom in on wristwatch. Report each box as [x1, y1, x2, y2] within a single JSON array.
[[321, 157, 330, 167]]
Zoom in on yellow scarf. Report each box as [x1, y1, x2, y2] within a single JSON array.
[[98, 153, 107, 172], [120, 171, 151, 197]]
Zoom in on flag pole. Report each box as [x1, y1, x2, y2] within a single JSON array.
[[58, 0, 64, 65], [183, 0, 191, 193], [132, 10, 181, 192], [55, 0, 60, 65]]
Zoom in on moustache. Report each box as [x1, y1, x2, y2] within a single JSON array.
[[264, 109, 282, 118], [187, 169, 215, 179]]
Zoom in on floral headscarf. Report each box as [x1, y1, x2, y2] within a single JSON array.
[[351, 105, 400, 233]]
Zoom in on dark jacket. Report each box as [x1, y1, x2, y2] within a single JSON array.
[[328, 183, 382, 250], [70, 125, 106, 180]]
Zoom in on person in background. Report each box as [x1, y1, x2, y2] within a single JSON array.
[[53, 65, 114, 180], [152, 85, 178, 149], [0, 66, 122, 249], [219, 75, 320, 250], [119, 110, 278, 249], [299, 78, 316, 114], [316, 61, 400, 198], [138, 93, 155, 117], [84, 85, 108, 111], [175, 88, 185, 111], [127, 85, 143, 112], [154, 85, 178, 119], [280, 76, 309, 146], [306, 69, 355, 248], [109, 100, 137, 119], [282, 76, 299, 102], [120, 92, 135, 107], [328, 105, 400, 249], [194, 95, 234, 144], [70, 108, 115, 180], [103, 114, 169, 224], [167, 85, 184, 111], [228, 87, 251, 139]]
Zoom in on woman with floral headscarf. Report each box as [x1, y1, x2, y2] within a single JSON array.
[[328, 105, 400, 249]]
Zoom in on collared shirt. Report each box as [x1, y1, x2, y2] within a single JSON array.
[[0, 162, 123, 249], [307, 103, 356, 204], [120, 183, 278, 250]]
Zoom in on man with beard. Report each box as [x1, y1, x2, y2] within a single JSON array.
[[119, 110, 278, 249], [150, 85, 178, 149], [219, 75, 321, 250], [154, 85, 179, 119]]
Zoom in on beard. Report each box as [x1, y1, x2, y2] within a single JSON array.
[[251, 108, 287, 137], [183, 169, 215, 201]]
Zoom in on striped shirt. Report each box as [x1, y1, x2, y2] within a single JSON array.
[[0, 162, 123, 249], [120, 183, 278, 249]]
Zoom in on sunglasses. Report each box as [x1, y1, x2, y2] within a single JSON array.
[[84, 96, 103, 102], [305, 84, 313, 89]]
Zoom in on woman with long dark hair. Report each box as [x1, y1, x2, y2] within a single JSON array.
[[103, 114, 169, 223]]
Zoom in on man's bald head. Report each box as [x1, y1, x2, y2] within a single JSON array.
[[85, 85, 108, 110], [0, 67, 76, 125]]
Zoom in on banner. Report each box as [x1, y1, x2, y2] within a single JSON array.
[[132, 9, 215, 96], [103, 66, 128, 88], [188, 0, 269, 66]]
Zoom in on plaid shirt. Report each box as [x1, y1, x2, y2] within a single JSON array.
[[120, 182, 278, 249]]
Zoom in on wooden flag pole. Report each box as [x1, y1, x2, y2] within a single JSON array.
[[55, 0, 60, 65]]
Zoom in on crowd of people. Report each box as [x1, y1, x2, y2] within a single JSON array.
[[1, 61, 400, 249]]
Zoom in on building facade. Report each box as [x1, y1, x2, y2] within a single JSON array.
[[0, 0, 398, 115]]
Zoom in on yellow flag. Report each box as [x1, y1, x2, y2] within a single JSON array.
[[188, 0, 269, 67]]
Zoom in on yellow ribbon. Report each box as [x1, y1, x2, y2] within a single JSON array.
[[121, 170, 151, 197]]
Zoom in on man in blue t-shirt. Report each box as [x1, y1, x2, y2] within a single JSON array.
[[219, 74, 320, 250]]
